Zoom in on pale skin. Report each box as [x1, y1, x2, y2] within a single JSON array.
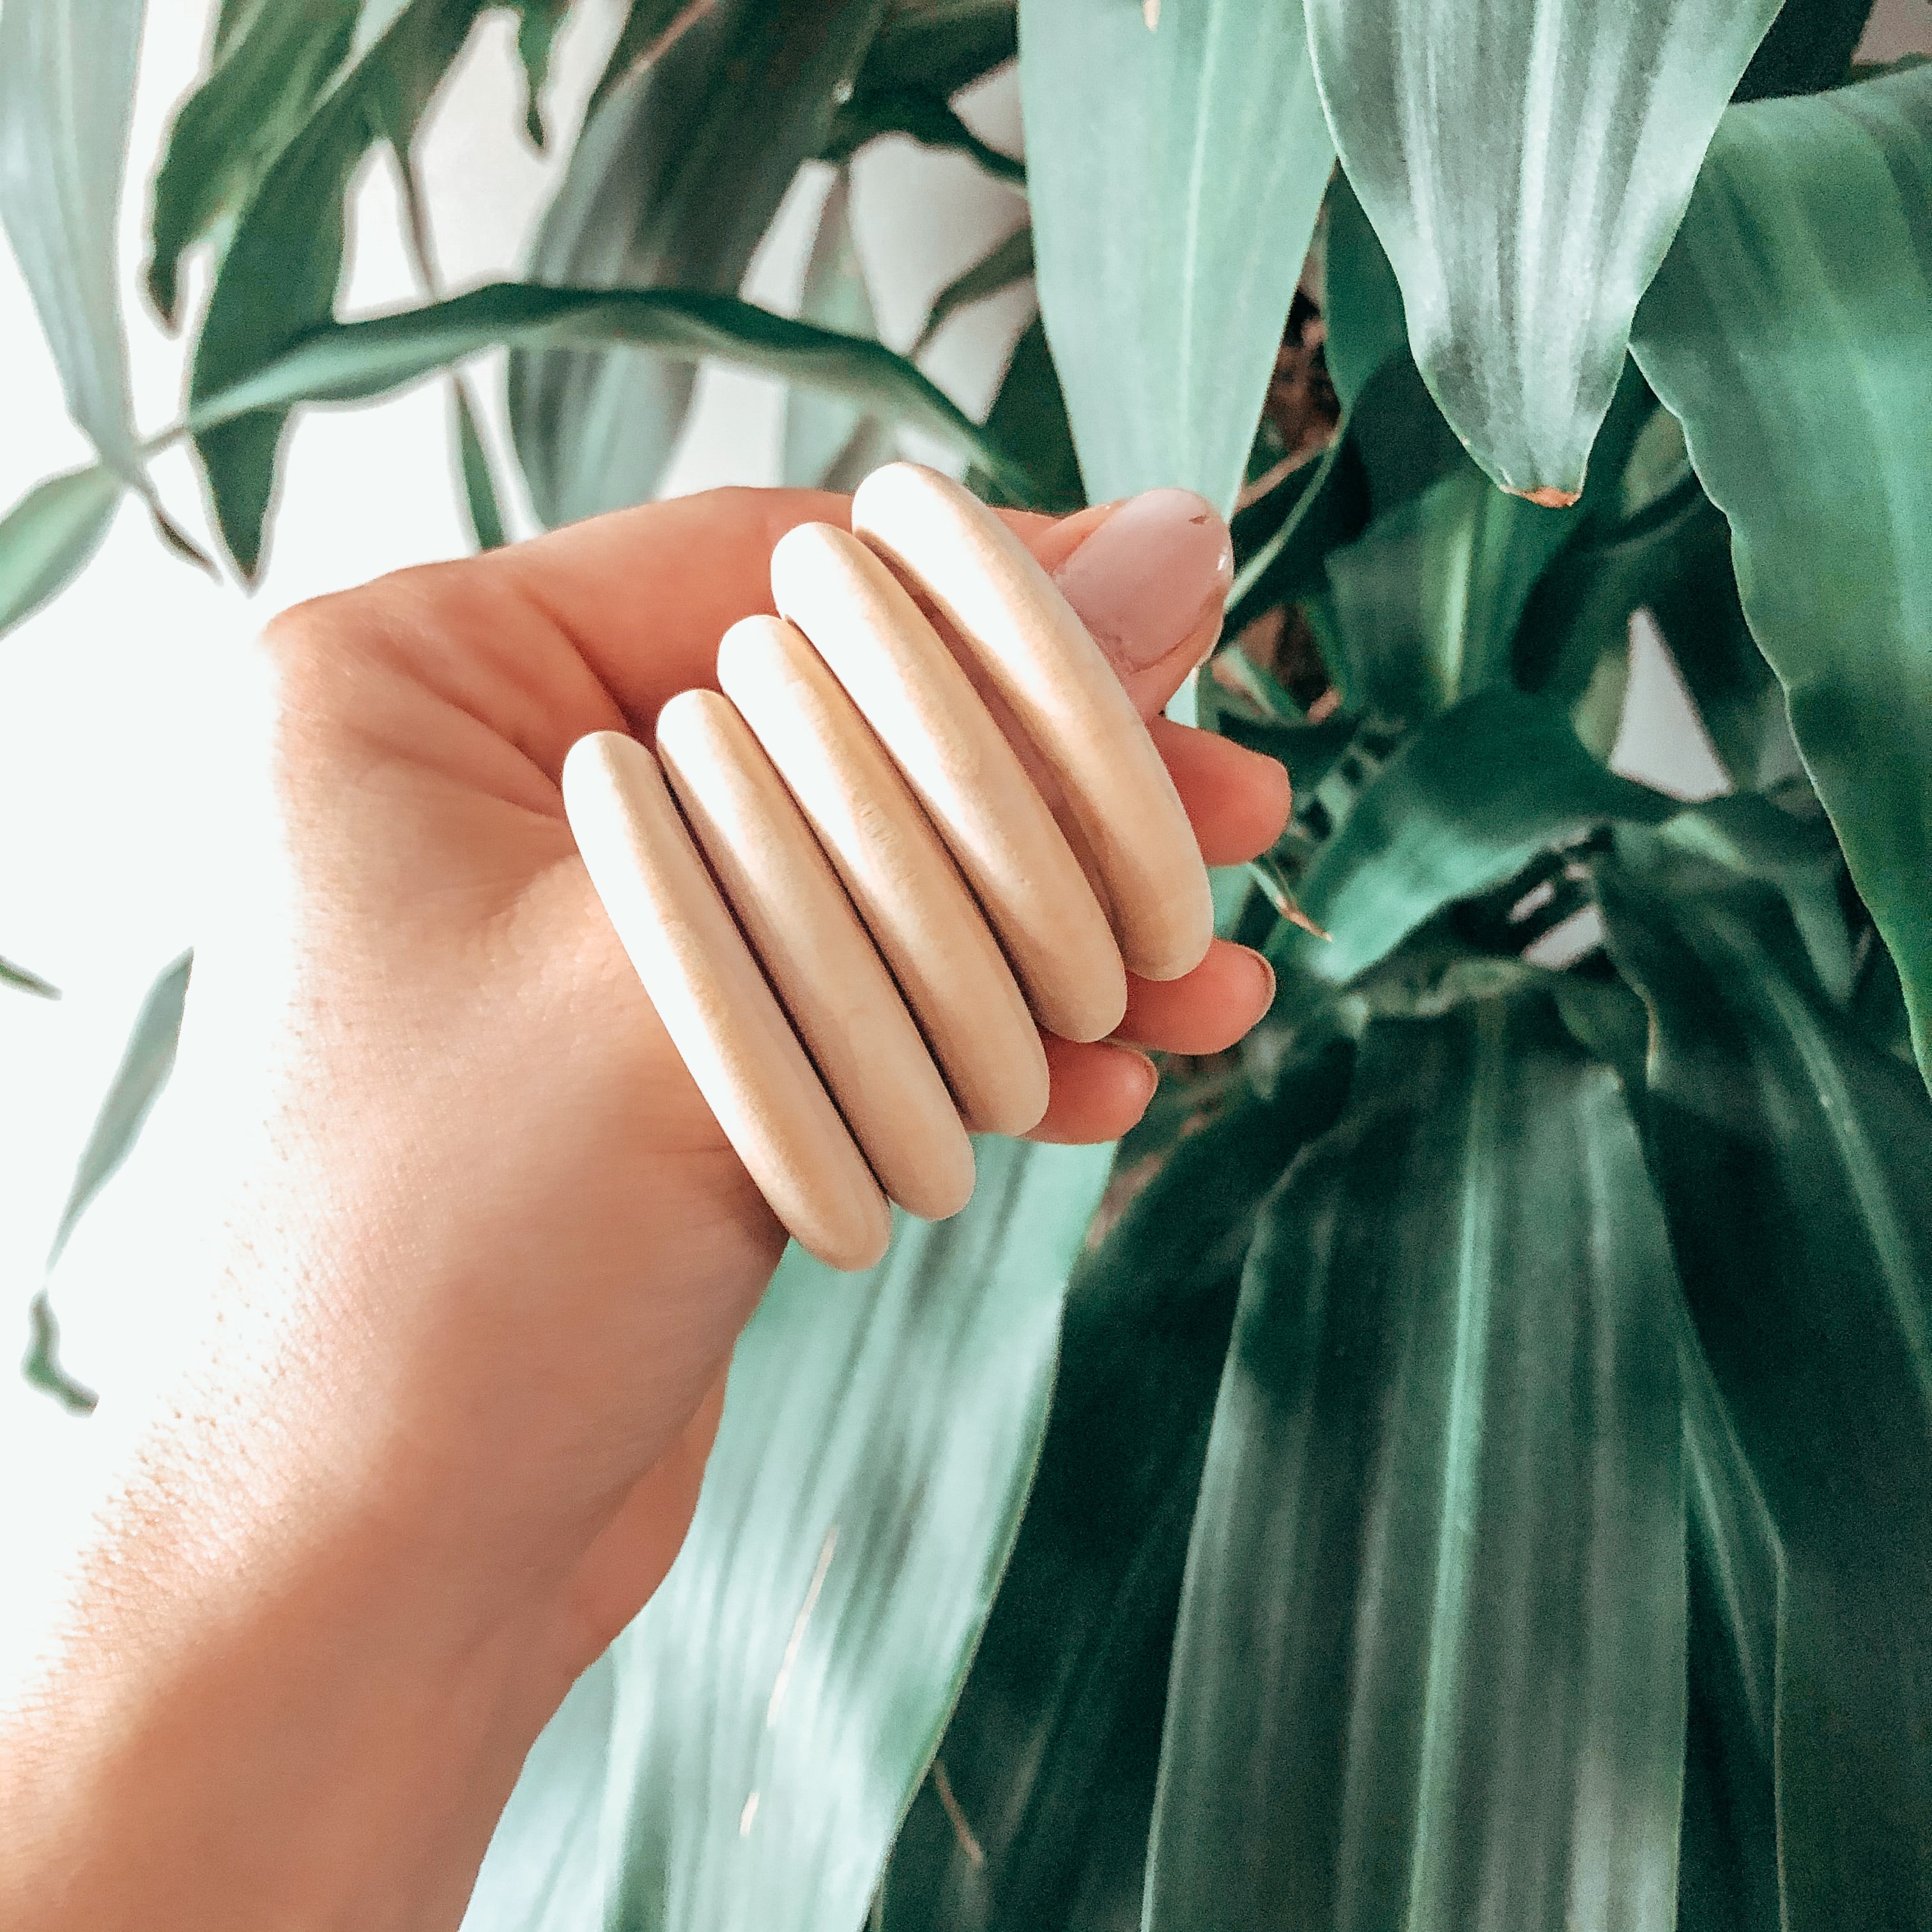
[[0, 486, 1289, 1931]]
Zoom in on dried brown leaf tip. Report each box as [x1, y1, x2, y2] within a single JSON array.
[[1519, 484, 1582, 509]]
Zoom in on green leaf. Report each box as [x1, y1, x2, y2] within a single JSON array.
[[912, 222, 1031, 355], [579, 0, 711, 135], [471, 1137, 1114, 1932], [1307, 0, 1782, 501], [0, 0, 149, 486], [781, 169, 894, 491], [859, 0, 1016, 97], [1676, 1298, 1784, 1932], [1148, 995, 1686, 1929], [22, 1293, 95, 1414], [1628, 63, 1932, 1087], [188, 0, 493, 577], [509, 0, 890, 526], [1323, 470, 1578, 723], [968, 316, 1082, 514], [1597, 844, 1932, 1929], [1314, 231, 1646, 726], [823, 83, 1024, 184], [1736, 0, 1874, 100], [1319, 169, 1409, 416], [187, 282, 1030, 500], [510, 0, 569, 146], [1018, 0, 1335, 513], [878, 1041, 1356, 1930], [46, 951, 193, 1272], [145, 0, 360, 323], [23, 950, 194, 1414], [452, 383, 507, 551], [0, 953, 61, 999], [0, 465, 125, 638], [1517, 473, 1779, 783], [1270, 687, 1674, 992]]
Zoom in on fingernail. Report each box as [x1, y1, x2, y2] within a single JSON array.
[[1117, 1045, 1160, 1111], [1243, 947, 1276, 1015], [1052, 488, 1233, 671]]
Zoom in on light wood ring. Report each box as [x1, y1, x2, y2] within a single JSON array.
[[656, 689, 976, 1223], [560, 730, 892, 1273], [769, 520, 1129, 1044], [850, 461, 1215, 983], [717, 614, 1050, 1138]]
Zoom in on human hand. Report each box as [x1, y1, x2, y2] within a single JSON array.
[[0, 484, 1289, 1932]]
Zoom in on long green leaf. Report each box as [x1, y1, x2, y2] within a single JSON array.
[[0, 0, 148, 487], [1307, 0, 1781, 501], [913, 224, 1032, 356], [879, 1042, 1356, 1929], [0, 465, 125, 637], [1676, 1298, 1784, 1932], [579, 0, 712, 137], [510, 0, 569, 146], [452, 383, 508, 552], [823, 83, 1025, 183], [45, 951, 193, 1271], [23, 951, 194, 1413], [145, 0, 360, 323], [1, 953, 60, 999], [497, 1137, 1111, 1931], [509, 0, 889, 526], [1597, 844, 1932, 1931], [187, 282, 1027, 498], [1628, 63, 1932, 1089], [1018, 0, 1335, 513], [1736, 0, 1874, 100], [859, 0, 1016, 97], [1148, 995, 1685, 1929], [1269, 686, 1674, 992], [1518, 473, 1779, 782], [3, 281, 1028, 643], [188, 0, 491, 577], [781, 170, 894, 491], [969, 316, 1082, 514]]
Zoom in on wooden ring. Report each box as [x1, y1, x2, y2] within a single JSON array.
[[716, 613, 1050, 1138], [560, 730, 892, 1272], [850, 461, 1214, 983], [655, 689, 976, 1223], [769, 520, 1129, 1043]]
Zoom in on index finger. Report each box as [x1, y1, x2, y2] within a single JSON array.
[[482, 486, 1072, 725]]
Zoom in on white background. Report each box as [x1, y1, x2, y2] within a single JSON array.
[[2, 0, 1928, 1648]]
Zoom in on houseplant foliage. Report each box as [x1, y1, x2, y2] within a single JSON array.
[[5, 0, 1931, 1926]]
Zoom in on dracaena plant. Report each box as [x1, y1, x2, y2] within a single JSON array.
[[5, 0, 1931, 1926]]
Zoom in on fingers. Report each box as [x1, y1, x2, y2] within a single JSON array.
[[1153, 716, 1294, 865], [1022, 937, 1276, 1144], [1028, 1036, 1158, 1144], [1115, 939, 1276, 1055]]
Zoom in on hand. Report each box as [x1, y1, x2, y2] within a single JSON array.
[[0, 484, 1289, 1931]]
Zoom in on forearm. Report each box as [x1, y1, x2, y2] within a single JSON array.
[[0, 1361, 571, 1932]]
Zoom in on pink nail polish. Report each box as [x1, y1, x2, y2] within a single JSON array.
[[1052, 489, 1234, 672]]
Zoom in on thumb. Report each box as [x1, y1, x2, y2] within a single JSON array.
[[1034, 488, 1234, 720]]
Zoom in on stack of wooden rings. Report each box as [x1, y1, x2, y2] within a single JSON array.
[[561, 462, 1214, 1272]]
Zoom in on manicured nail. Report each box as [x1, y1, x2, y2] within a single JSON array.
[[1052, 488, 1234, 672]]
